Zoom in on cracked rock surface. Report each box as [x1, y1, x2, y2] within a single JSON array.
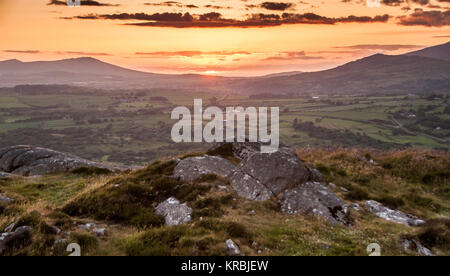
[[282, 182, 352, 225], [229, 144, 309, 201], [155, 197, 193, 226], [173, 155, 236, 182], [364, 200, 425, 226], [0, 145, 126, 176]]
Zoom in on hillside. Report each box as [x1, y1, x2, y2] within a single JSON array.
[[232, 54, 450, 95], [406, 42, 450, 62], [0, 143, 448, 256]]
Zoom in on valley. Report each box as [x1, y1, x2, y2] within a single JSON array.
[[0, 86, 448, 166]]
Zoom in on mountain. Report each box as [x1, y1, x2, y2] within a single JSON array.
[[406, 41, 450, 62], [0, 57, 230, 91], [231, 53, 450, 95]]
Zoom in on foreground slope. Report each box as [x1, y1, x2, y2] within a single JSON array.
[[0, 145, 448, 256]]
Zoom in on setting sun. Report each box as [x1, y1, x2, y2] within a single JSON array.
[[204, 70, 218, 75]]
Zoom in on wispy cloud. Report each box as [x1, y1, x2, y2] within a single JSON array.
[[3, 49, 111, 56], [333, 44, 423, 51], [264, 51, 324, 60], [135, 51, 251, 57], [3, 50, 41, 54]]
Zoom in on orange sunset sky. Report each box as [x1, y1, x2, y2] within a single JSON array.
[[0, 0, 449, 76]]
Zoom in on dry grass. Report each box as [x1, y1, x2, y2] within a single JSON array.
[[1, 148, 448, 256]]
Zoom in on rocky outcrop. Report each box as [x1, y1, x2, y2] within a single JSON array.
[[0, 226, 32, 255], [155, 197, 192, 226], [364, 200, 425, 226], [0, 145, 125, 176], [402, 239, 434, 256], [228, 144, 309, 201], [203, 142, 350, 224], [173, 155, 236, 182], [282, 182, 351, 225], [226, 239, 241, 256]]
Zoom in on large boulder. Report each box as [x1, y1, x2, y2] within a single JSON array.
[[0, 145, 125, 176], [0, 226, 32, 255], [364, 200, 425, 226], [228, 144, 309, 201], [155, 197, 193, 226], [173, 155, 236, 182], [282, 182, 351, 225]]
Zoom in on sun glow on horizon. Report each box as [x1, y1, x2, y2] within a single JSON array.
[[204, 70, 218, 75]]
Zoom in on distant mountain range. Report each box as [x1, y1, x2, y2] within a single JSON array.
[[0, 42, 449, 95]]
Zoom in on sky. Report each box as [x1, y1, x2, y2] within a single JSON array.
[[0, 0, 449, 76]]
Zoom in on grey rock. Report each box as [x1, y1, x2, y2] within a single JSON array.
[[51, 226, 61, 235], [364, 200, 425, 226], [0, 172, 13, 179], [93, 228, 107, 237], [78, 223, 95, 231], [282, 182, 351, 225], [229, 144, 309, 201], [54, 238, 68, 246], [173, 155, 236, 182], [402, 239, 434, 256], [0, 226, 32, 255], [352, 203, 361, 211], [305, 163, 325, 183], [0, 145, 126, 176], [218, 185, 230, 192], [155, 197, 192, 226], [226, 239, 241, 256], [4, 223, 16, 233], [0, 195, 13, 204]]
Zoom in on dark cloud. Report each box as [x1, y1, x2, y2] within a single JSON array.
[[204, 5, 232, 10], [65, 11, 391, 28], [334, 44, 422, 51], [381, 0, 404, 6], [48, 0, 119, 6], [397, 9, 450, 26], [260, 2, 294, 11], [345, 0, 436, 7], [144, 2, 198, 8], [411, 0, 429, 5]]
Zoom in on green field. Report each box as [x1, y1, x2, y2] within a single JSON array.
[[0, 86, 448, 165]]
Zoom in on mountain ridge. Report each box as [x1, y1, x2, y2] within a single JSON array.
[[406, 41, 450, 62], [1, 42, 449, 94]]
